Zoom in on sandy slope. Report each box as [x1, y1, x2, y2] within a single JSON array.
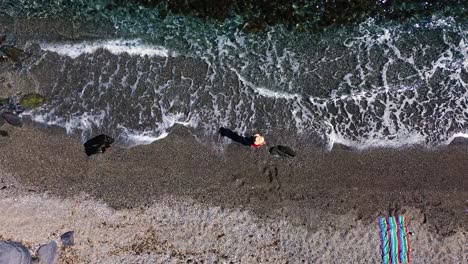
[[0, 185, 465, 263]]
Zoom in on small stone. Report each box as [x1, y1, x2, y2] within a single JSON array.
[[37, 241, 58, 264], [60, 231, 74, 247], [0, 241, 32, 264], [2, 112, 22, 127]]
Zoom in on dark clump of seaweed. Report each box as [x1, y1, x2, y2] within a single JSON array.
[[0, 46, 24, 63], [119, 0, 467, 32]]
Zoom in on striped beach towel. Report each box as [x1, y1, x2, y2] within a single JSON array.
[[378, 215, 411, 264]]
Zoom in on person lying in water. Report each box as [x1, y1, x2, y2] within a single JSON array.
[[219, 127, 266, 147]]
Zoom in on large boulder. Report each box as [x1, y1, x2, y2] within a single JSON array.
[[0, 241, 32, 264]]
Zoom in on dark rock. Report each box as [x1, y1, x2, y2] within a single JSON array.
[[269, 145, 296, 158], [84, 134, 114, 156], [0, 97, 9, 107], [0, 45, 24, 63], [60, 231, 74, 246], [0, 241, 32, 264], [2, 112, 23, 127], [37, 241, 58, 264]]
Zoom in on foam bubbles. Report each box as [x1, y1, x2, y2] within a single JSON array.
[[40, 39, 176, 58]]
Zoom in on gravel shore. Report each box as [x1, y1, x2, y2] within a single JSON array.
[[0, 132, 466, 263]]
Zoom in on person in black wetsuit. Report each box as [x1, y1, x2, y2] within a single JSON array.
[[219, 127, 265, 148]]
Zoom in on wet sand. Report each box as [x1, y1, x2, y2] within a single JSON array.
[[0, 124, 466, 262]]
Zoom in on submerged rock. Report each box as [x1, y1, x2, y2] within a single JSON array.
[[84, 134, 114, 156], [2, 112, 22, 127], [269, 145, 297, 158], [20, 93, 45, 109], [0, 45, 24, 63], [60, 231, 74, 247], [0, 97, 8, 106], [0, 241, 32, 264], [37, 241, 58, 264]]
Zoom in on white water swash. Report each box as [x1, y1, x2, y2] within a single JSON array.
[[18, 17, 468, 149]]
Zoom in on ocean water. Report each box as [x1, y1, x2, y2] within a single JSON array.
[[2, 1, 467, 149]]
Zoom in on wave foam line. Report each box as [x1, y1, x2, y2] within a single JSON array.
[[230, 68, 300, 99], [40, 39, 176, 58]]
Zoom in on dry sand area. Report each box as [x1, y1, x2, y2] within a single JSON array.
[[0, 186, 465, 263]]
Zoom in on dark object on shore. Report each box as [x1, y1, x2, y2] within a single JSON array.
[[0, 45, 24, 63], [2, 112, 23, 127], [269, 145, 296, 158], [1, 96, 27, 114], [84, 134, 114, 156], [60, 231, 74, 247], [0, 241, 32, 264], [219, 127, 257, 147], [0, 97, 8, 106], [37, 241, 58, 264]]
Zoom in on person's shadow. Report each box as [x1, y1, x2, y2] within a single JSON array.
[[219, 127, 253, 146]]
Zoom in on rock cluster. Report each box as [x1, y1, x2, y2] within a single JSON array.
[[0, 231, 74, 264]]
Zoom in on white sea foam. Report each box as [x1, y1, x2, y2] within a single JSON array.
[[25, 109, 107, 139], [24, 107, 197, 147], [327, 125, 427, 150], [40, 39, 175, 58], [446, 132, 468, 145], [255, 87, 299, 99], [118, 128, 168, 146], [231, 68, 299, 99]]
